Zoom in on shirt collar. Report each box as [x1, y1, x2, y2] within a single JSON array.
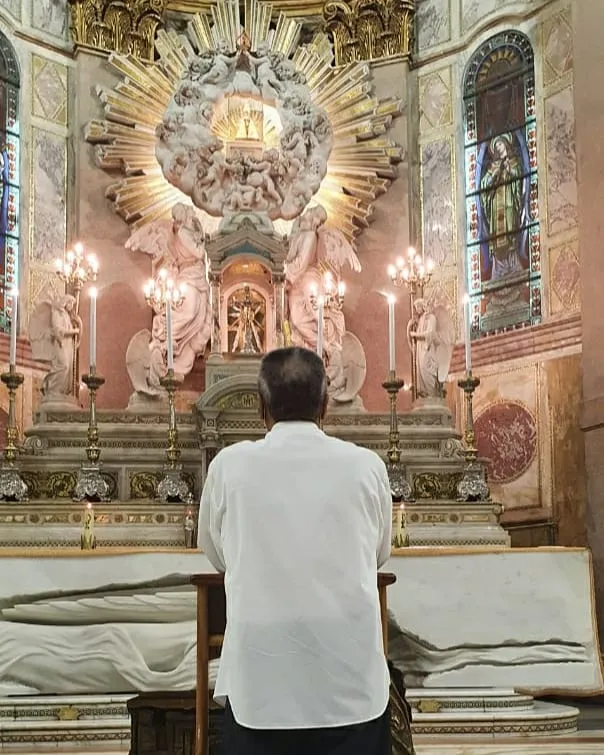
[[267, 421, 323, 437]]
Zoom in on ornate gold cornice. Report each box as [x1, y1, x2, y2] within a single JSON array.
[[69, 0, 166, 61], [323, 0, 415, 65], [166, 0, 326, 16]]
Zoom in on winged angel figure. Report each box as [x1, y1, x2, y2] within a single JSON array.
[[29, 294, 81, 400], [125, 204, 212, 398], [406, 298, 455, 400], [285, 205, 366, 403]]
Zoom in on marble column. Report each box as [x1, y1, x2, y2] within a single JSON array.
[[209, 272, 222, 357], [573, 0, 604, 641], [272, 273, 285, 350]]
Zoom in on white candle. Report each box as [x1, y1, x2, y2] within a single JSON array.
[[166, 294, 174, 370], [387, 294, 395, 373], [89, 287, 97, 370], [463, 293, 472, 373], [396, 505, 403, 540], [316, 296, 324, 357], [9, 289, 17, 368]]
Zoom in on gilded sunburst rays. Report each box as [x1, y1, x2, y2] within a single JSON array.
[[85, 0, 403, 241]]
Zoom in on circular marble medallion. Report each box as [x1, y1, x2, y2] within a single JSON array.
[[474, 400, 537, 484]]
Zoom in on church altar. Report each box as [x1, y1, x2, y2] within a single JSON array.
[[0, 547, 600, 748]]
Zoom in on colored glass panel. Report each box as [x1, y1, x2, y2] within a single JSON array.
[[463, 31, 542, 337]]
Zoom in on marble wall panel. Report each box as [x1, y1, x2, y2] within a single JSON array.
[[545, 86, 578, 235], [420, 139, 455, 268], [471, 364, 541, 510], [546, 354, 586, 547], [548, 238, 580, 315], [30, 128, 67, 266], [32, 55, 68, 127], [461, 0, 538, 34], [542, 8, 573, 86], [416, 0, 451, 52], [0, 0, 20, 21], [31, 0, 68, 39], [419, 67, 452, 132]]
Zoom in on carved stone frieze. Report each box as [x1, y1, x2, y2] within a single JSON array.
[[324, 0, 416, 65], [69, 0, 166, 60]]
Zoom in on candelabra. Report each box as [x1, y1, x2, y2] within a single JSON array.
[[309, 272, 345, 312], [388, 247, 434, 402], [73, 370, 111, 502], [156, 369, 192, 504], [457, 372, 490, 502], [0, 367, 28, 501], [143, 268, 185, 310], [55, 242, 99, 398], [382, 371, 413, 505]]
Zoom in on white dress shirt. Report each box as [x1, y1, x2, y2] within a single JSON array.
[[198, 421, 392, 730]]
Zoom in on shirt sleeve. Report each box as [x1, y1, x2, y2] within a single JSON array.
[[376, 459, 393, 569], [197, 458, 227, 573]]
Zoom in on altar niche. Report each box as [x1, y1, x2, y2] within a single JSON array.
[[204, 219, 288, 361]]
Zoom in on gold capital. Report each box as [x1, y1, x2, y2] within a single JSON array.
[[323, 0, 416, 66], [69, 0, 167, 61]]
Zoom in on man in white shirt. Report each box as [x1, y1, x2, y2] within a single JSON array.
[[198, 346, 393, 754]]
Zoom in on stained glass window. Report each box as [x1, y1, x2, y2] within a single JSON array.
[[463, 31, 541, 337], [0, 33, 19, 334]]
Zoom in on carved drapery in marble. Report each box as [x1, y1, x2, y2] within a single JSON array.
[[324, 0, 416, 65], [69, 0, 166, 60]]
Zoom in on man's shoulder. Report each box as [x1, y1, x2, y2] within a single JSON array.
[[327, 437, 386, 470], [209, 439, 259, 468]]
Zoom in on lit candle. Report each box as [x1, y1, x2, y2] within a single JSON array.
[[396, 504, 403, 540], [9, 289, 17, 368], [316, 296, 324, 357], [463, 293, 472, 374], [387, 294, 395, 373], [89, 287, 97, 371], [337, 281, 345, 298], [166, 293, 174, 370]]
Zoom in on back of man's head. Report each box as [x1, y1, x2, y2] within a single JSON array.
[[258, 347, 327, 424]]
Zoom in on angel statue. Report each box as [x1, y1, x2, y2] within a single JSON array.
[[125, 204, 212, 400], [285, 204, 367, 405], [29, 294, 81, 401], [406, 298, 455, 401]]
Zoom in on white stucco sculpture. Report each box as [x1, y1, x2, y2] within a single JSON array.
[[285, 204, 366, 404], [406, 298, 455, 400], [29, 294, 81, 401], [155, 37, 333, 223], [125, 204, 212, 397]]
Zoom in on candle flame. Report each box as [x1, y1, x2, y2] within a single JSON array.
[[387, 293, 396, 305], [463, 293, 470, 304], [74, 242, 84, 255], [89, 287, 98, 299]]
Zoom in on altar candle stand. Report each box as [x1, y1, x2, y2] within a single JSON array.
[[189, 572, 397, 755], [456, 371, 491, 502], [0, 295, 28, 500]]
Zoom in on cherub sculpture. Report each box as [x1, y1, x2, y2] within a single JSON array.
[[29, 294, 81, 401], [125, 204, 212, 399], [285, 205, 366, 403], [406, 298, 455, 400]]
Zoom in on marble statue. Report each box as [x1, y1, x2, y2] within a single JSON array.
[[155, 37, 333, 223], [285, 205, 366, 404], [0, 550, 600, 697], [29, 294, 81, 401], [125, 204, 212, 397], [406, 299, 455, 400]]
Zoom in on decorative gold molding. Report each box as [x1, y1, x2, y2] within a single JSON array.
[[167, 0, 326, 15], [69, 0, 166, 61], [323, 0, 415, 66]]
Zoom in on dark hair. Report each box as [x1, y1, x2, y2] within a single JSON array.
[[258, 347, 327, 422]]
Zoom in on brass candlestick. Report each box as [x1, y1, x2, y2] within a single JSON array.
[[73, 370, 111, 502], [156, 369, 192, 504], [457, 372, 490, 502], [382, 371, 413, 503], [0, 366, 28, 501]]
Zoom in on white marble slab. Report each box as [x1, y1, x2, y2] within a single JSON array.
[[0, 548, 600, 696]]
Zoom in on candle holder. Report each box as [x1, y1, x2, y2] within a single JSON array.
[[0, 367, 28, 502], [392, 503, 410, 549], [156, 369, 192, 504], [73, 371, 111, 502], [457, 372, 490, 502], [382, 371, 414, 502], [80, 502, 97, 550]]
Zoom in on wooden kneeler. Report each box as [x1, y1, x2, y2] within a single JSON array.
[[190, 572, 397, 755]]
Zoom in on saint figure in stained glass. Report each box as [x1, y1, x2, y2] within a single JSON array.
[[463, 31, 541, 336]]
